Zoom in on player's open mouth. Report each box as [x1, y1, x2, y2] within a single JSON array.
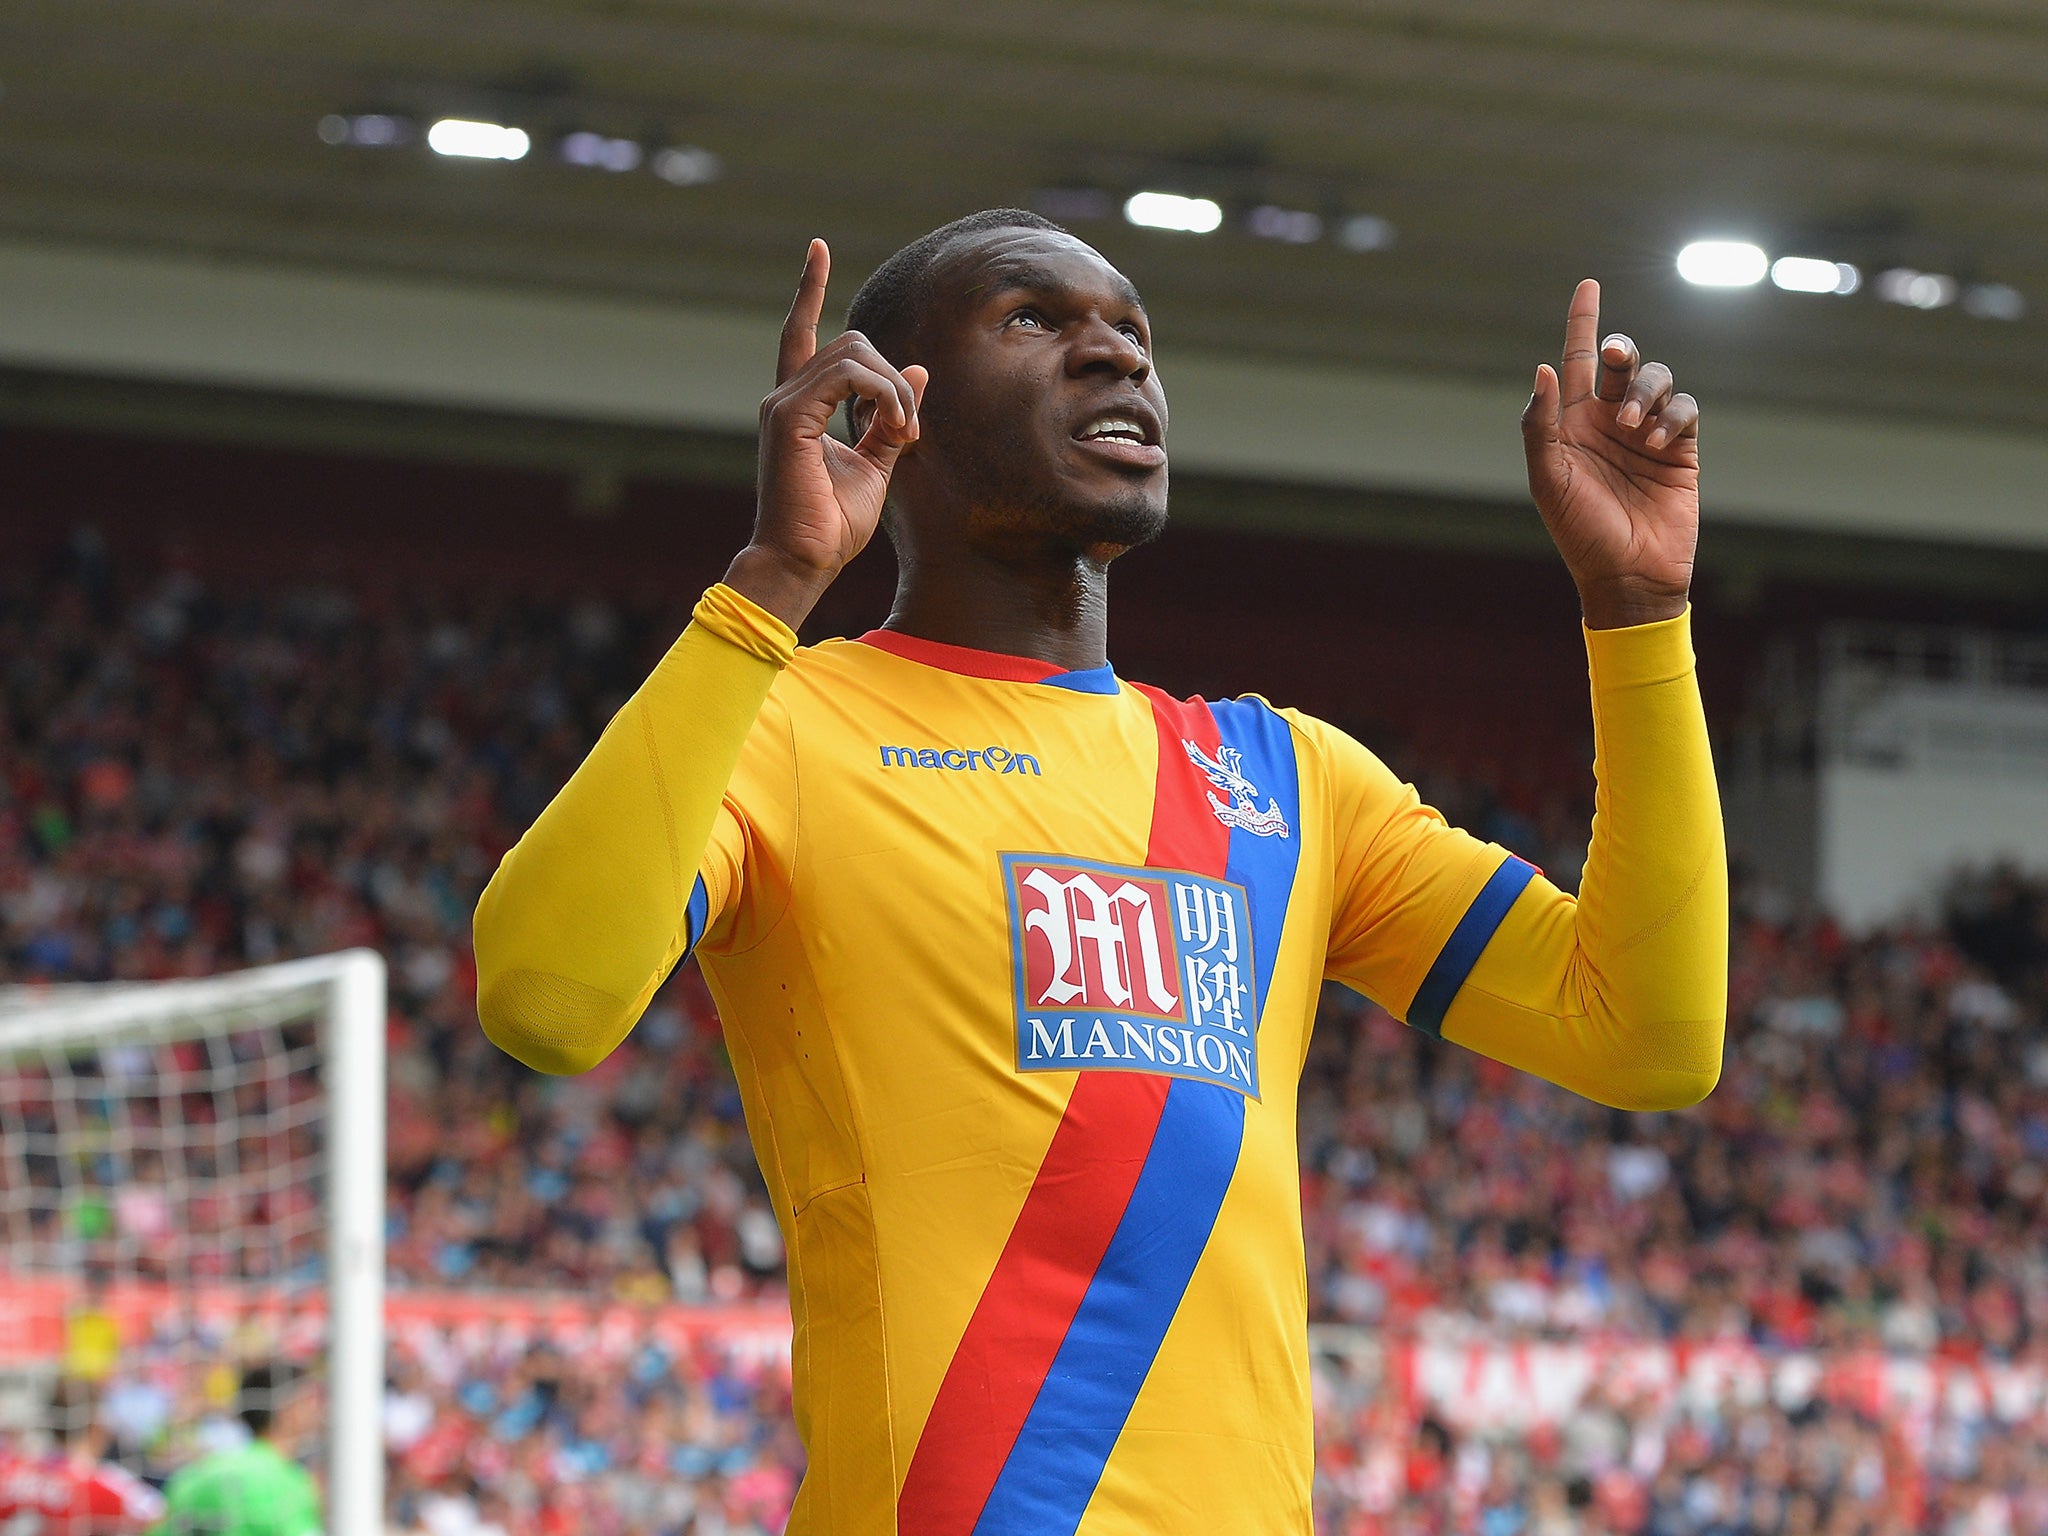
[[1072, 412, 1166, 468]]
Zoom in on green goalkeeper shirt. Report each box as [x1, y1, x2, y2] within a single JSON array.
[[155, 1440, 320, 1536]]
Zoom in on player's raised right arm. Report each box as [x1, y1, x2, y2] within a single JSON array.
[[473, 241, 925, 1073], [727, 238, 928, 628]]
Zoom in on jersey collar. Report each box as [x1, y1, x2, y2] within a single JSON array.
[[855, 629, 1120, 696]]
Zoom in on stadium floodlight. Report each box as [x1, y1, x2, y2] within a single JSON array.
[[560, 131, 643, 172], [1771, 256, 1861, 295], [1124, 191, 1223, 234], [1676, 240, 1769, 287], [651, 145, 723, 186], [1963, 282, 2026, 321], [317, 113, 414, 149], [0, 951, 386, 1536], [1875, 268, 1958, 310], [1337, 214, 1397, 252], [1246, 205, 1323, 244], [427, 118, 530, 161]]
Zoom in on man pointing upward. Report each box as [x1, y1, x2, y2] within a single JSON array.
[[475, 210, 1725, 1536]]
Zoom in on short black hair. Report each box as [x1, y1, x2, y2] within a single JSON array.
[[46, 1380, 90, 1446], [844, 208, 1067, 367], [238, 1363, 288, 1436]]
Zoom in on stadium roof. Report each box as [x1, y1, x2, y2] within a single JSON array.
[[3, 0, 2045, 547]]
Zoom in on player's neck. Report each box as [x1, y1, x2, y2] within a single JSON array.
[[883, 539, 1111, 674]]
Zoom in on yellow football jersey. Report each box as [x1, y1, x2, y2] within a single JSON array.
[[476, 587, 1726, 1536], [687, 628, 1526, 1535]]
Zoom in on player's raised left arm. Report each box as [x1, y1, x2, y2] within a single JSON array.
[[1520, 278, 1699, 632], [1443, 280, 1724, 1108]]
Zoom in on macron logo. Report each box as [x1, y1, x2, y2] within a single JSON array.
[[879, 744, 1042, 776]]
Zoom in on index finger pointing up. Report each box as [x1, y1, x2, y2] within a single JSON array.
[[1558, 278, 1602, 404], [777, 239, 830, 385]]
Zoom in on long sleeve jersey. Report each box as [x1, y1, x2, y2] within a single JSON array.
[[473, 582, 1727, 1536]]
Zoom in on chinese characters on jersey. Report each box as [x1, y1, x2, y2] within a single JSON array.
[[1003, 854, 1261, 1098]]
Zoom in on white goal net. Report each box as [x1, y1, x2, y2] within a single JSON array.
[[0, 951, 385, 1536]]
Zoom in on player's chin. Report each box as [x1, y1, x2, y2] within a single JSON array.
[[1062, 481, 1169, 553]]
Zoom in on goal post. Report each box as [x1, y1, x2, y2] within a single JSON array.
[[0, 949, 386, 1536]]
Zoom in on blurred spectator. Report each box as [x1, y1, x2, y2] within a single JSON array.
[[155, 1363, 321, 1536], [0, 1382, 164, 1534]]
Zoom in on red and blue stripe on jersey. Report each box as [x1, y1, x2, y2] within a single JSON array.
[[898, 680, 1303, 1536]]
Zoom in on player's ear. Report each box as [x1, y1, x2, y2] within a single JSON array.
[[842, 396, 874, 443]]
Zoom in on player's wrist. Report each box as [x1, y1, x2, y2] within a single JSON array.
[[1574, 574, 1690, 631], [723, 543, 839, 631]]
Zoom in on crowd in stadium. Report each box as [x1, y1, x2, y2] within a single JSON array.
[[1309, 1369, 2048, 1536], [0, 536, 785, 1301], [8, 537, 2048, 1532], [1299, 864, 2048, 1358], [382, 1332, 801, 1536]]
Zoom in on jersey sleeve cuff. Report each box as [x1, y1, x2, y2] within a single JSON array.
[[1583, 603, 1694, 693], [1405, 854, 1540, 1038], [694, 581, 800, 667]]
